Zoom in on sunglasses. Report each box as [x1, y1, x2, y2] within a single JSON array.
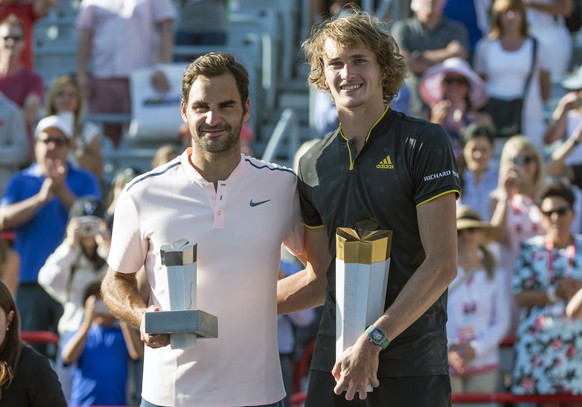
[[542, 206, 570, 218], [2, 35, 23, 42], [38, 137, 68, 147], [443, 77, 468, 85], [510, 155, 535, 166]]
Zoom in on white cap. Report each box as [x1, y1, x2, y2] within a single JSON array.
[[562, 66, 582, 91], [35, 112, 74, 140]]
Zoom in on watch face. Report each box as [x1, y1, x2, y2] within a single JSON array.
[[371, 329, 383, 342]]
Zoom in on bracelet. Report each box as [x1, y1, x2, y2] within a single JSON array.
[[546, 285, 558, 303]]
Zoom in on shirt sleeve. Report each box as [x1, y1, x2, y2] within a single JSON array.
[[412, 122, 461, 207], [283, 182, 305, 259], [107, 188, 148, 274]]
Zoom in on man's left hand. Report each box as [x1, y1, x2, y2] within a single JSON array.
[[332, 335, 381, 400]]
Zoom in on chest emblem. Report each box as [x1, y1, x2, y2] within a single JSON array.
[[249, 199, 271, 207], [376, 155, 394, 170]]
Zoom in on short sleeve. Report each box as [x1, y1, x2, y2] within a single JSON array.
[[107, 188, 148, 274]]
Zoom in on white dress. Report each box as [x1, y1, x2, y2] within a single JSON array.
[[474, 37, 550, 148]]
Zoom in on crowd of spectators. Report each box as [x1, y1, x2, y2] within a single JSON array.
[[3, 0, 582, 405]]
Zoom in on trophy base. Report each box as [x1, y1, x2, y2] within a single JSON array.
[[144, 309, 218, 338]]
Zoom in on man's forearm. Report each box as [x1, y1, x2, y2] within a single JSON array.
[[277, 268, 326, 314], [0, 195, 45, 230], [101, 269, 147, 329]]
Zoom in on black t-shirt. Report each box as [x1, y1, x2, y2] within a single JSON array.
[[297, 108, 461, 377], [1, 344, 67, 407]]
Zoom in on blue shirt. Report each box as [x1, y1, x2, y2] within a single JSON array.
[[1, 163, 101, 283], [458, 166, 499, 221], [68, 324, 130, 406]]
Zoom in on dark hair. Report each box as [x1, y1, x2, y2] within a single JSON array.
[[539, 181, 576, 209], [83, 280, 103, 304], [69, 196, 105, 219], [463, 123, 495, 146], [301, 4, 408, 102], [181, 52, 249, 111], [0, 281, 21, 398]]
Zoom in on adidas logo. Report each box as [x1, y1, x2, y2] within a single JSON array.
[[376, 155, 394, 169]]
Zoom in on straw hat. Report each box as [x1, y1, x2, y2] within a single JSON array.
[[419, 58, 488, 109], [457, 205, 495, 242]]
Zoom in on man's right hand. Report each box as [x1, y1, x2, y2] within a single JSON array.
[[140, 305, 171, 348]]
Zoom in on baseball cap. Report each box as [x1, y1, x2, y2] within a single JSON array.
[[69, 196, 105, 219], [34, 112, 74, 140]]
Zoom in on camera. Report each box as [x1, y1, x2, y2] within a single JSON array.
[[78, 216, 100, 237]]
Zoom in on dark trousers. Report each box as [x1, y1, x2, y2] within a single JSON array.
[[305, 369, 452, 407]]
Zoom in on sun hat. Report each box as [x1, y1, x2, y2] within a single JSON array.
[[457, 205, 496, 242], [561, 66, 582, 91], [419, 57, 488, 109], [34, 112, 74, 140]]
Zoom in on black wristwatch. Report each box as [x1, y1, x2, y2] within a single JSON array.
[[365, 325, 390, 350]]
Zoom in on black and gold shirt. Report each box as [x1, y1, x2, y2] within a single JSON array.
[[298, 107, 461, 377]]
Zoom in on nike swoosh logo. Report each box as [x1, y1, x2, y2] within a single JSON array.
[[249, 199, 271, 207]]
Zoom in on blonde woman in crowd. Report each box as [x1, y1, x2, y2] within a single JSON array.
[[490, 135, 546, 334], [45, 74, 104, 178]]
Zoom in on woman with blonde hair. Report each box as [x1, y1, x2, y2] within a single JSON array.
[[45, 74, 104, 178], [490, 135, 546, 333]]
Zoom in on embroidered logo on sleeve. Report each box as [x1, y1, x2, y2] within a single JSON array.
[[376, 155, 394, 169]]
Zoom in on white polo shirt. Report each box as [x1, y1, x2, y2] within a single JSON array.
[[108, 149, 304, 407]]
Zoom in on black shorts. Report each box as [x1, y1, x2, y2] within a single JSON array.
[[304, 370, 451, 407]]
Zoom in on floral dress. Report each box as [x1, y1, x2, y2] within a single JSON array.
[[511, 234, 582, 394]]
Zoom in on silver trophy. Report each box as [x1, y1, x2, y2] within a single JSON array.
[[144, 239, 218, 349]]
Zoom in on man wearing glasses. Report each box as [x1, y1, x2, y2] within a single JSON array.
[[0, 13, 44, 155], [0, 113, 101, 359]]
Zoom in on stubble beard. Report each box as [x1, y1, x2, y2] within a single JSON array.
[[194, 121, 242, 154]]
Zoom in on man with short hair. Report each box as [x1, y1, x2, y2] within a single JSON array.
[[0, 113, 101, 358], [101, 52, 304, 407], [278, 8, 460, 406]]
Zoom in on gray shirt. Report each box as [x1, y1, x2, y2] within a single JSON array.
[[0, 92, 29, 196]]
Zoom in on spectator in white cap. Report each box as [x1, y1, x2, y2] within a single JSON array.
[[419, 57, 493, 163], [0, 112, 101, 360]]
